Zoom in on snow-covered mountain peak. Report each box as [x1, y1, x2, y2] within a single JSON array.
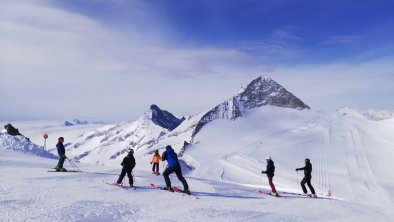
[[192, 76, 310, 138], [150, 104, 183, 131], [236, 85, 247, 95], [257, 75, 272, 82], [238, 75, 310, 110]]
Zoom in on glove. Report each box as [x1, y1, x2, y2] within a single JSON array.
[[150, 162, 152, 164], [295, 169, 298, 171], [261, 171, 265, 174]]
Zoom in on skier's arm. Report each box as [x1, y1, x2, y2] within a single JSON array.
[[161, 152, 167, 161], [296, 166, 306, 171]]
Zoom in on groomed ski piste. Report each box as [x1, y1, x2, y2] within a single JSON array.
[[1, 106, 394, 221], [0, 150, 391, 222]]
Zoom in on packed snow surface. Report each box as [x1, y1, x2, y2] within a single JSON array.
[[1, 150, 393, 222], [1, 106, 394, 221]]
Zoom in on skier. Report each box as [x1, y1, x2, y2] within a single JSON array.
[[151, 150, 161, 175], [261, 157, 278, 196], [161, 145, 191, 195], [296, 158, 316, 197], [117, 148, 136, 187], [55, 137, 67, 172]]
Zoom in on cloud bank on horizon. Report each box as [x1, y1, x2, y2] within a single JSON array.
[[0, 0, 393, 121]]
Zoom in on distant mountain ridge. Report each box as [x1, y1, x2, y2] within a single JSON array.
[[65, 75, 310, 164]]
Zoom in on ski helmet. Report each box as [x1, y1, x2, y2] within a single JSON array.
[[265, 156, 271, 161], [128, 148, 134, 154], [305, 158, 310, 163], [58, 137, 64, 142]]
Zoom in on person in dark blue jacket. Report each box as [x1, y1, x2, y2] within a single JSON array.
[[55, 137, 67, 172], [161, 145, 190, 194]]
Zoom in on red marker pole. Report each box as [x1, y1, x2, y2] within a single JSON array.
[[43, 133, 48, 151]]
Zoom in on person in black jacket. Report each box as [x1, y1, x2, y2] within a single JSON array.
[[296, 158, 316, 197], [55, 137, 67, 172], [117, 149, 136, 187], [261, 157, 278, 196]]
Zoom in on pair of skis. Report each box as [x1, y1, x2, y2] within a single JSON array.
[[104, 182, 136, 190], [258, 189, 327, 199], [150, 183, 199, 199]]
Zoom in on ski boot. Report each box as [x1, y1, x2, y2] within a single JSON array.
[[163, 187, 174, 192]]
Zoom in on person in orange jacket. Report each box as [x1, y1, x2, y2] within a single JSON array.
[[151, 150, 161, 175]]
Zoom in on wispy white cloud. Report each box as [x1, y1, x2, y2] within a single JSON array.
[[239, 28, 302, 60], [272, 57, 394, 111], [323, 35, 361, 44], [0, 0, 258, 120], [0, 0, 392, 121]]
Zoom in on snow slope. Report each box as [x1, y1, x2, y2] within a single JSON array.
[[0, 120, 105, 152], [65, 108, 204, 166], [186, 106, 394, 211], [0, 132, 56, 158], [1, 150, 393, 222]]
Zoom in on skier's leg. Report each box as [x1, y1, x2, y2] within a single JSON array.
[[301, 178, 308, 193], [56, 157, 62, 168], [174, 165, 189, 190], [163, 167, 174, 188], [306, 177, 315, 194], [57, 157, 65, 169], [268, 177, 277, 193], [154, 163, 159, 173], [117, 168, 126, 184], [152, 164, 155, 172], [127, 170, 133, 186]]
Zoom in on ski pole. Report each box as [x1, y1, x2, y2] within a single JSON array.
[[67, 158, 81, 172], [260, 174, 263, 186], [297, 170, 300, 194]]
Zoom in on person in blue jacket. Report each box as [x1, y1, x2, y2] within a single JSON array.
[[55, 137, 67, 172], [161, 145, 190, 194]]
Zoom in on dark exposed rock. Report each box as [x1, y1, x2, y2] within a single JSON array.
[[150, 104, 183, 131]]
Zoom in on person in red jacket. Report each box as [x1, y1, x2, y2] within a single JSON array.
[[151, 150, 161, 175], [116, 149, 136, 187]]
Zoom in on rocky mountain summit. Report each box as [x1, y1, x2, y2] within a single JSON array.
[[192, 76, 310, 138], [150, 104, 184, 131]]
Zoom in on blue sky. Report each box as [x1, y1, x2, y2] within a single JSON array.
[[0, 0, 393, 121], [54, 0, 394, 63]]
